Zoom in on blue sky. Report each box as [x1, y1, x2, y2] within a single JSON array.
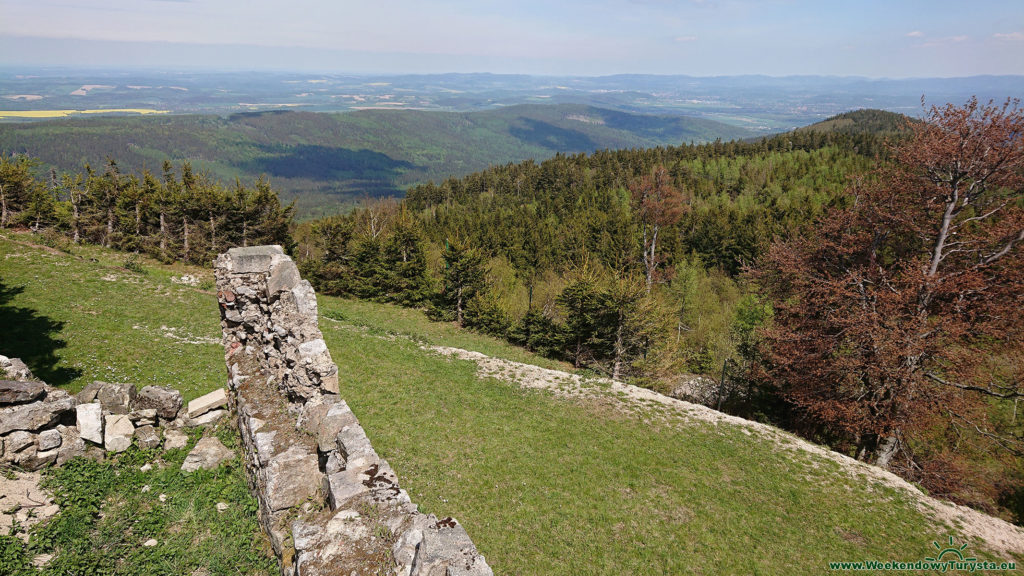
[[1, 0, 1022, 76]]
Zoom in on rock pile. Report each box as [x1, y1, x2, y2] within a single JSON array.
[[215, 246, 492, 576], [0, 353, 227, 471]]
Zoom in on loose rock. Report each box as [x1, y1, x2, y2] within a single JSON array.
[[76, 402, 104, 444], [104, 414, 135, 453], [181, 436, 234, 472], [187, 388, 228, 418]]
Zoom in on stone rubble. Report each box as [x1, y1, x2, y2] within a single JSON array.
[[216, 245, 491, 576], [0, 352, 225, 472]]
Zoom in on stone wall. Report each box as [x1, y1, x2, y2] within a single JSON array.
[[215, 246, 492, 576]]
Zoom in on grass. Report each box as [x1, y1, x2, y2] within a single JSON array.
[[1, 426, 277, 576], [1, 231, 1019, 574], [0, 231, 223, 400], [319, 296, 1022, 574]]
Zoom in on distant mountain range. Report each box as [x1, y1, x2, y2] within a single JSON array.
[[0, 104, 753, 217]]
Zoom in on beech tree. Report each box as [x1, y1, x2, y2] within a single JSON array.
[[629, 166, 688, 293], [755, 98, 1024, 482]]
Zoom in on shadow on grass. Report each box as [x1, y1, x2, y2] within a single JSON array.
[[0, 279, 81, 385]]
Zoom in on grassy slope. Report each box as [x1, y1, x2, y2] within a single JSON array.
[[0, 232, 223, 400], [1, 232, 1017, 574], [0, 105, 752, 218]]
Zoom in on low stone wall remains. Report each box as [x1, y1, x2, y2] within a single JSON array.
[[215, 246, 492, 576]]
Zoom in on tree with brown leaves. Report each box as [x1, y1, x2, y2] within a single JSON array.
[[753, 98, 1024, 488], [630, 165, 688, 294]]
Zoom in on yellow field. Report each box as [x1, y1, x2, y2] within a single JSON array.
[[0, 108, 169, 119]]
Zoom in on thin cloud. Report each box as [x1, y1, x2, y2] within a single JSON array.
[[905, 30, 924, 38], [994, 31, 1024, 41]]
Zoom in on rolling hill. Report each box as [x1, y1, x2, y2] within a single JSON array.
[[0, 104, 753, 218]]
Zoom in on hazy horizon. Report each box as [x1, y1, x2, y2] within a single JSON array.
[[2, 0, 1023, 77]]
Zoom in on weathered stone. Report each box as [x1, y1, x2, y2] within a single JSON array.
[[181, 436, 234, 472], [163, 428, 189, 450], [264, 446, 321, 512], [0, 380, 46, 405], [254, 430, 277, 466], [411, 521, 491, 576], [189, 409, 227, 428], [96, 381, 137, 415], [18, 445, 58, 471], [76, 402, 104, 444], [75, 380, 104, 403], [56, 425, 85, 466], [135, 385, 183, 420], [318, 401, 357, 453], [134, 425, 161, 450], [187, 388, 228, 418], [324, 466, 375, 510], [4, 430, 34, 454], [226, 245, 283, 274], [267, 259, 301, 297], [0, 392, 76, 435], [37, 428, 62, 451], [3, 357, 34, 381], [128, 408, 158, 427], [336, 423, 378, 469], [104, 414, 135, 453]]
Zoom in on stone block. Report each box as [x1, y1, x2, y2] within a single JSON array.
[[187, 388, 228, 418], [267, 259, 300, 297], [4, 430, 34, 454], [56, 425, 85, 466], [104, 414, 135, 453], [227, 245, 283, 274], [75, 380, 103, 403], [129, 408, 158, 427], [163, 428, 189, 450], [0, 393, 76, 435], [135, 385, 183, 420], [135, 425, 161, 450], [325, 466, 371, 511], [181, 436, 234, 472], [318, 401, 357, 453], [96, 381, 137, 415], [0, 380, 46, 405], [37, 428, 62, 451], [264, 446, 321, 512], [3, 357, 34, 381], [189, 409, 227, 427], [77, 402, 104, 444]]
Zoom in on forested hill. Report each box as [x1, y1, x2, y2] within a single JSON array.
[[296, 102, 1024, 518], [797, 108, 914, 136], [0, 104, 752, 217]]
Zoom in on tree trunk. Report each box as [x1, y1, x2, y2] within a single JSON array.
[[0, 183, 7, 228], [105, 205, 115, 248], [242, 219, 248, 247], [135, 203, 142, 242], [209, 213, 217, 252], [874, 434, 900, 470], [182, 217, 190, 263], [612, 311, 625, 380], [71, 192, 80, 244], [159, 211, 167, 257], [456, 286, 464, 325]]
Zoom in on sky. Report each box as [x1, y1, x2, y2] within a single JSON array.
[[1, 0, 1022, 77]]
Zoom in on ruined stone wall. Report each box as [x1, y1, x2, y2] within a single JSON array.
[[215, 246, 492, 576]]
